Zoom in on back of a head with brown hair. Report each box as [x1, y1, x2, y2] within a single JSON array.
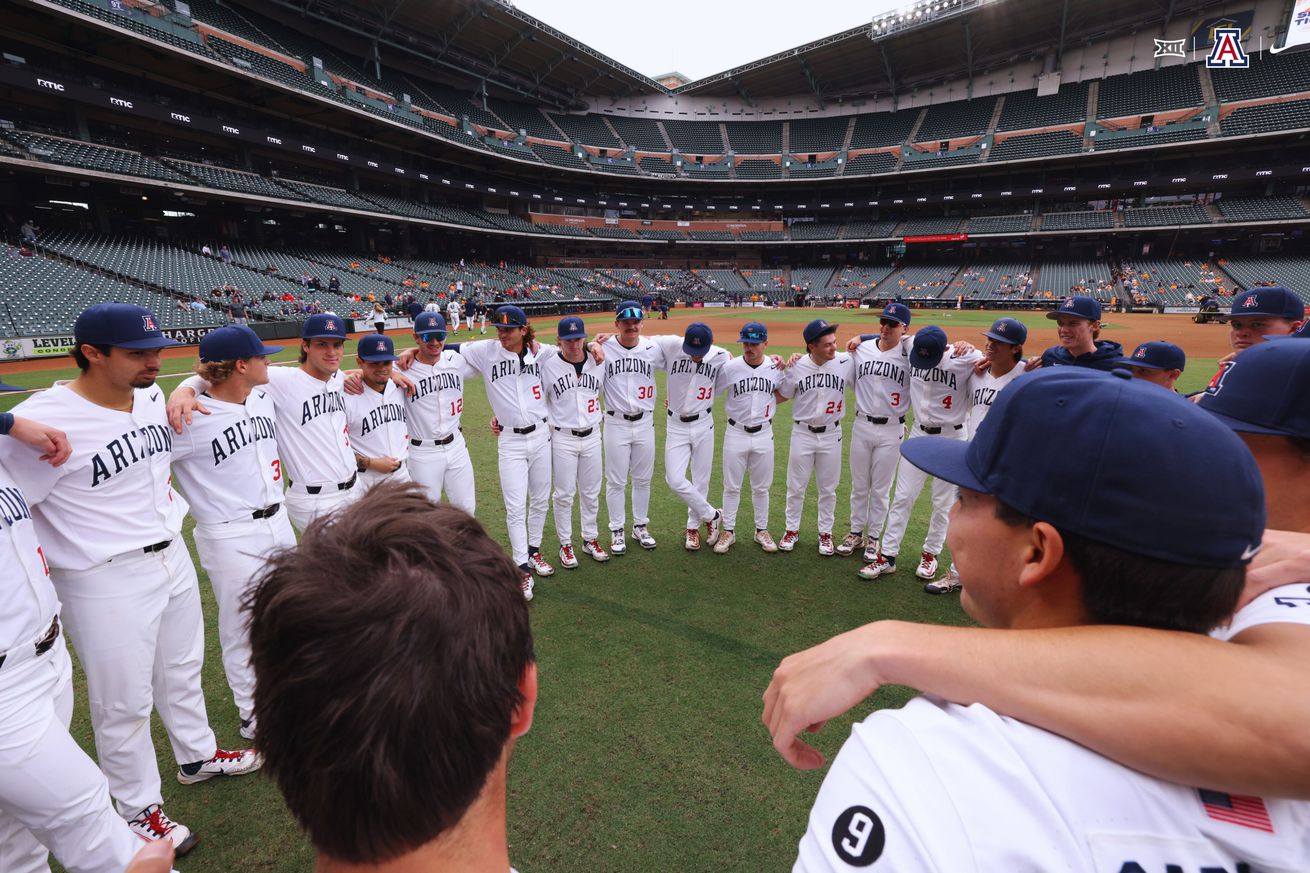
[[246, 482, 535, 864]]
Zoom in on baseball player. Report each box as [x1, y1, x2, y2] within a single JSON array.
[[599, 301, 663, 553], [0, 412, 144, 873], [839, 303, 913, 559], [475, 299, 488, 334], [465, 299, 476, 333], [446, 297, 462, 337], [537, 315, 609, 567], [1225, 286, 1304, 358], [397, 312, 475, 514], [1115, 340, 1186, 391], [169, 325, 293, 741], [343, 334, 410, 490], [776, 319, 854, 555], [0, 303, 259, 855], [862, 325, 982, 581], [1035, 296, 1123, 371], [652, 323, 728, 551], [170, 313, 359, 532], [713, 322, 784, 554]]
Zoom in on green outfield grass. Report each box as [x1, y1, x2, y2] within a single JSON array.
[[10, 312, 1219, 872]]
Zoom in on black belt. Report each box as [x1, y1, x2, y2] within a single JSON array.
[[512, 420, 546, 435], [859, 413, 906, 425], [304, 473, 358, 495], [919, 424, 964, 434], [554, 426, 594, 437], [606, 410, 646, 421], [668, 408, 712, 423], [0, 615, 60, 670], [252, 503, 281, 520], [142, 539, 172, 554], [412, 433, 456, 446], [796, 422, 833, 434], [728, 418, 765, 434]]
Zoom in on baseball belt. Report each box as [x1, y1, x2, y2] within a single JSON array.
[[511, 419, 547, 435], [605, 410, 646, 421], [302, 473, 358, 495], [553, 426, 594, 437], [0, 615, 60, 671], [728, 418, 766, 434], [795, 422, 833, 434], [918, 424, 964, 434], [667, 408, 712, 423], [251, 503, 281, 520], [142, 539, 172, 554], [858, 413, 906, 425], [411, 433, 457, 447]]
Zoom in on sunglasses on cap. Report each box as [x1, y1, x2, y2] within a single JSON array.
[[617, 307, 642, 320], [880, 319, 901, 328], [418, 331, 446, 342]]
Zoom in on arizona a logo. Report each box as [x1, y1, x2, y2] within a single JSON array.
[[142, 315, 157, 331], [1242, 295, 1259, 308], [1206, 28, 1249, 68]]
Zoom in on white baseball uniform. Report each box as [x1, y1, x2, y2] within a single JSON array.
[[447, 300, 461, 332], [879, 348, 983, 558], [181, 366, 358, 532], [459, 339, 551, 567], [0, 384, 218, 819], [170, 388, 295, 730], [600, 336, 662, 532], [654, 336, 731, 530], [0, 462, 142, 873], [715, 355, 782, 533], [344, 379, 411, 491], [847, 336, 912, 540], [777, 354, 854, 535], [538, 345, 605, 545], [965, 364, 1025, 436], [402, 350, 475, 513]]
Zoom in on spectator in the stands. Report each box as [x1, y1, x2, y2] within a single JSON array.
[[20, 219, 37, 243], [219, 245, 231, 264], [190, 299, 207, 312], [229, 300, 248, 325], [328, 276, 340, 293], [201, 244, 213, 257]]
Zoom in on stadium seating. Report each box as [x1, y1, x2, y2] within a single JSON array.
[[916, 95, 997, 141], [901, 149, 980, 169], [163, 158, 303, 200], [848, 110, 919, 149], [485, 99, 561, 140], [1034, 260, 1114, 297], [1040, 210, 1115, 231], [1092, 124, 1208, 151], [529, 143, 589, 170], [956, 264, 1034, 300], [738, 230, 785, 242], [996, 82, 1089, 131], [488, 137, 540, 161], [663, 120, 726, 154], [1096, 64, 1203, 117], [1121, 204, 1212, 227], [734, 159, 782, 179], [1220, 98, 1310, 137], [1216, 196, 1310, 222], [590, 156, 640, 174], [1211, 50, 1310, 103], [842, 152, 897, 176], [966, 214, 1035, 234], [638, 229, 686, 241], [785, 161, 839, 178], [790, 267, 836, 292], [788, 116, 850, 153], [724, 121, 783, 154], [1118, 259, 1231, 306], [1215, 258, 1310, 301], [789, 222, 842, 240], [826, 264, 896, 294], [48, 0, 212, 59], [988, 130, 1083, 162], [272, 179, 379, 212], [683, 158, 732, 177], [688, 230, 735, 241], [899, 216, 965, 236], [548, 113, 622, 148], [1, 131, 189, 183], [607, 116, 670, 151], [590, 226, 641, 239], [842, 221, 900, 239], [889, 264, 961, 298], [638, 155, 679, 175], [206, 36, 313, 92], [695, 269, 749, 292]]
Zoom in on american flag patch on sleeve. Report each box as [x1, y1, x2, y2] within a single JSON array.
[[1199, 789, 1274, 833]]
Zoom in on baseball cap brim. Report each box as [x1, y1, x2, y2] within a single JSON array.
[[1200, 406, 1295, 438], [982, 330, 1021, 344], [900, 437, 987, 493], [256, 343, 284, 356], [0, 381, 24, 392], [111, 336, 182, 349], [1045, 311, 1093, 321], [881, 313, 909, 326], [558, 330, 587, 340], [736, 336, 766, 343], [1113, 358, 1169, 371], [302, 331, 346, 340], [359, 352, 399, 362], [910, 349, 945, 370]]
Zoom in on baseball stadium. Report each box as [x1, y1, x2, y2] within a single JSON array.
[[0, 0, 1308, 869]]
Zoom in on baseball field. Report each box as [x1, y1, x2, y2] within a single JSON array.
[[0, 307, 1227, 873]]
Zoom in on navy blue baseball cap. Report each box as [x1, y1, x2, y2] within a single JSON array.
[[737, 322, 768, 343], [413, 311, 447, 339], [983, 317, 1028, 345], [910, 325, 948, 370], [683, 323, 713, 357], [558, 315, 587, 340], [880, 302, 912, 326], [1230, 286, 1304, 320], [616, 300, 645, 321], [493, 305, 528, 329], [1117, 340, 1186, 372], [198, 325, 282, 362], [1199, 340, 1310, 440], [302, 313, 348, 340], [1046, 296, 1102, 321], [357, 334, 398, 362], [803, 319, 838, 346], [902, 368, 1265, 568], [0, 379, 22, 392], [74, 303, 180, 350]]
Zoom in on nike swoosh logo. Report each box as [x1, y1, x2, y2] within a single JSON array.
[[1270, 43, 1289, 54], [151, 395, 159, 402], [1241, 543, 1262, 561]]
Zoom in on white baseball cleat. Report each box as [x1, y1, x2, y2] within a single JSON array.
[[863, 541, 882, 563], [610, 529, 627, 555], [915, 551, 939, 580], [581, 538, 610, 562], [559, 543, 579, 569], [817, 532, 835, 557], [528, 551, 555, 577], [633, 525, 657, 550], [684, 528, 701, 551], [177, 748, 261, 785], [239, 718, 256, 742], [858, 553, 895, 580], [519, 567, 535, 601], [128, 804, 198, 856], [713, 530, 735, 554], [925, 563, 962, 594], [754, 529, 778, 553], [704, 509, 723, 548], [836, 532, 864, 557], [778, 529, 799, 552]]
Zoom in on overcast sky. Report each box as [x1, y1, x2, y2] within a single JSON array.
[[511, 0, 903, 82]]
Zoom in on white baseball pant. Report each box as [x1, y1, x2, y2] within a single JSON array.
[[847, 416, 905, 537], [407, 433, 476, 515], [664, 413, 716, 529], [720, 421, 774, 532], [0, 633, 141, 873], [53, 539, 217, 818], [498, 426, 551, 566], [603, 415, 654, 531], [879, 428, 967, 557], [552, 428, 602, 544], [357, 463, 413, 492], [465, 314, 474, 331], [285, 479, 361, 533], [784, 425, 843, 535], [192, 508, 297, 727]]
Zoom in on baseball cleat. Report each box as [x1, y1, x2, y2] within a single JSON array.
[[858, 553, 895, 580], [559, 543, 579, 569], [610, 529, 627, 555], [915, 551, 939, 580], [633, 525, 657, 550], [528, 550, 555, 577], [836, 532, 864, 557], [519, 567, 535, 601], [581, 538, 610, 562], [128, 804, 199, 856], [684, 528, 701, 551], [754, 529, 778, 553], [239, 718, 256, 742], [704, 509, 723, 548], [817, 532, 835, 557], [177, 748, 261, 785], [924, 572, 962, 594], [713, 530, 735, 554], [863, 542, 881, 563], [779, 530, 799, 552]]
